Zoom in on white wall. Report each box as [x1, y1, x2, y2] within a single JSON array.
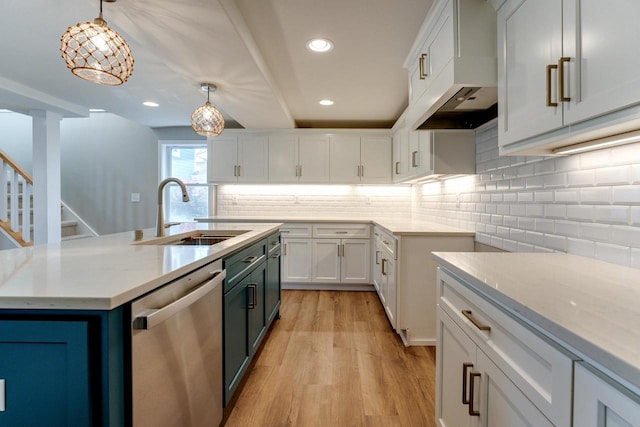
[[412, 124, 640, 268], [60, 113, 158, 235], [0, 111, 33, 173]]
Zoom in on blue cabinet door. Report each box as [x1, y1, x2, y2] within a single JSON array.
[[223, 277, 250, 406], [248, 262, 266, 357], [0, 320, 92, 426], [266, 250, 281, 325]]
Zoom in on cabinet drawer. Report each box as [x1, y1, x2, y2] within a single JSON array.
[[224, 239, 266, 292], [266, 232, 281, 254], [313, 223, 370, 238], [436, 267, 574, 427], [280, 223, 312, 237], [373, 226, 396, 259]]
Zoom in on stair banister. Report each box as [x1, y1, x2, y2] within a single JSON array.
[[0, 150, 34, 246]]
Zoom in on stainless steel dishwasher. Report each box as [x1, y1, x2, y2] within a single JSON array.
[[131, 259, 225, 427]]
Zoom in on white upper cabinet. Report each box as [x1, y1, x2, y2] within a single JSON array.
[[498, 0, 640, 155], [392, 128, 410, 182], [360, 136, 391, 184], [209, 135, 239, 183], [237, 135, 268, 182], [330, 135, 391, 184], [329, 135, 361, 183], [298, 135, 330, 183], [268, 135, 299, 182], [209, 134, 268, 183]]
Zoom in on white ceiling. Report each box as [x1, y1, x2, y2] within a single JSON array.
[[0, 0, 432, 130]]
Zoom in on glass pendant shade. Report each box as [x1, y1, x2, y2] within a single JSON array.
[[191, 84, 225, 137], [61, 13, 134, 85]]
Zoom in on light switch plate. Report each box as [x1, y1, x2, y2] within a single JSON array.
[[0, 379, 5, 411], [131, 193, 141, 202]]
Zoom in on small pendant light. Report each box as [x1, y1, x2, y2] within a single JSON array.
[[60, 0, 134, 85], [191, 83, 225, 137]]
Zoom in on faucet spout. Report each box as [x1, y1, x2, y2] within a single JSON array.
[[156, 177, 190, 237]]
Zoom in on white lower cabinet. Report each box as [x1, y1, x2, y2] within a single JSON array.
[[573, 362, 640, 427], [281, 223, 371, 287], [437, 308, 553, 427], [373, 235, 397, 329], [282, 238, 312, 283], [436, 268, 574, 427]]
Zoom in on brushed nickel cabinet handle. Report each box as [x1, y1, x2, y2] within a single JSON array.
[[395, 161, 400, 175], [559, 57, 571, 102], [419, 53, 428, 79], [237, 165, 241, 177], [283, 243, 287, 256], [243, 256, 259, 264], [360, 165, 364, 177], [462, 310, 491, 332], [546, 64, 558, 107], [247, 283, 257, 309], [411, 151, 419, 167], [468, 371, 481, 416], [462, 363, 473, 404], [375, 250, 381, 265], [381, 258, 387, 275]]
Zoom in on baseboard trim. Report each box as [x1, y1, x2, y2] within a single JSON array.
[[282, 283, 375, 292]]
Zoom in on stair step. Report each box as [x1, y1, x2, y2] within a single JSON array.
[[61, 233, 92, 242], [61, 220, 78, 228]]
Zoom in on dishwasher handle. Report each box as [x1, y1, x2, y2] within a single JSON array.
[[133, 269, 226, 330]]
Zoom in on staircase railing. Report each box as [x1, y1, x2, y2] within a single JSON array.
[[0, 150, 33, 246]]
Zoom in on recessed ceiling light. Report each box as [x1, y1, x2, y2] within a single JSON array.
[[319, 99, 334, 106], [142, 101, 159, 107], [307, 38, 334, 53], [89, 108, 106, 112]]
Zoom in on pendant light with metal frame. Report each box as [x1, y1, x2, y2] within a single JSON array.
[[191, 83, 225, 137], [60, 0, 134, 85]]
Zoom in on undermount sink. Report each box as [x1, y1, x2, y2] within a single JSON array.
[[134, 230, 249, 246]]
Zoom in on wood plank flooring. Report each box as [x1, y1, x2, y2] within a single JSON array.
[[224, 290, 437, 427]]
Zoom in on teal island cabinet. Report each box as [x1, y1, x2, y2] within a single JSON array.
[[223, 231, 281, 406], [0, 224, 282, 426]]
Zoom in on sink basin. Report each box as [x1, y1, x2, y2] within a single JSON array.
[[134, 230, 249, 246]]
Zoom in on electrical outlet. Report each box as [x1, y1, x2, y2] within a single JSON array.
[[131, 193, 140, 203], [365, 196, 371, 205], [456, 193, 461, 208], [294, 196, 300, 204], [232, 195, 238, 205]]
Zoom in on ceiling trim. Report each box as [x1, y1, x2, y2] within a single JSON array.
[[0, 76, 87, 118]]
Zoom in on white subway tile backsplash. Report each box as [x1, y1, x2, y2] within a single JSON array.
[[580, 223, 611, 241], [525, 176, 544, 189], [610, 226, 640, 247], [518, 192, 534, 202], [595, 242, 630, 265], [579, 187, 612, 204], [544, 234, 567, 252], [595, 206, 629, 224], [613, 186, 640, 205], [525, 231, 544, 246], [633, 165, 640, 184], [567, 170, 595, 187], [580, 150, 611, 169], [555, 220, 581, 237], [555, 155, 580, 173], [554, 189, 579, 203], [496, 204, 510, 215], [631, 248, 640, 269], [632, 207, 640, 225], [566, 205, 595, 221], [543, 204, 566, 219], [518, 217, 535, 230], [535, 191, 554, 203], [503, 215, 518, 227], [568, 238, 596, 258], [525, 204, 544, 217], [535, 219, 555, 233], [611, 143, 640, 165], [510, 204, 526, 216], [503, 192, 517, 202], [595, 166, 632, 185], [543, 173, 567, 188]]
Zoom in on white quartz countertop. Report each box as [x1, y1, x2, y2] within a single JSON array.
[[432, 252, 640, 391], [0, 222, 281, 310], [196, 216, 475, 237]]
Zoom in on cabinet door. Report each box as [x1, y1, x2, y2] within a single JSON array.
[[282, 238, 312, 283], [361, 136, 391, 184], [268, 135, 298, 182], [329, 135, 361, 183], [409, 38, 430, 105], [382, 256, 396, 329], [209, 136, 239, 183], [408, 130, 432, 175], [224, 278, 250, 405], [498, 0, 563, 147], [0, 320, 92, 426], [312, 238, 340, 283], [298, 135, 330, 182], [476, 349, 553, 427], [563, 0, 640, 125], [238, 134, 268, 182], [248, 263, 267, 357], [392, 128, 410, 182], [373, 244, 383, 294], [266, 250, 281, 324], [573, 362, 640, 427], [340, 238, 371, 284], [436, 308, 476, 427]]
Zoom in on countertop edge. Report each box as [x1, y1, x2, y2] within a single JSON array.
[[431, 252, 640, 394]]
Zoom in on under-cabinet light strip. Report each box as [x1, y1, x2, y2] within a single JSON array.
[[553, 129, 640, 155]]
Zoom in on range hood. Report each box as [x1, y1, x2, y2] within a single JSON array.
[[403, 0, 497, 131], [418, 87, 498, 130]]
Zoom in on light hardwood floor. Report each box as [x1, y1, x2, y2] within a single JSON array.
[[225, 290, 437, 427]]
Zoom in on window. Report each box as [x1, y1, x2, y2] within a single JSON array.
[[160, 143, 211, 222]]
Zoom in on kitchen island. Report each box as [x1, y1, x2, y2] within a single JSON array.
[[0, 222, 281, 426], [433, 252, 640, 426]]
